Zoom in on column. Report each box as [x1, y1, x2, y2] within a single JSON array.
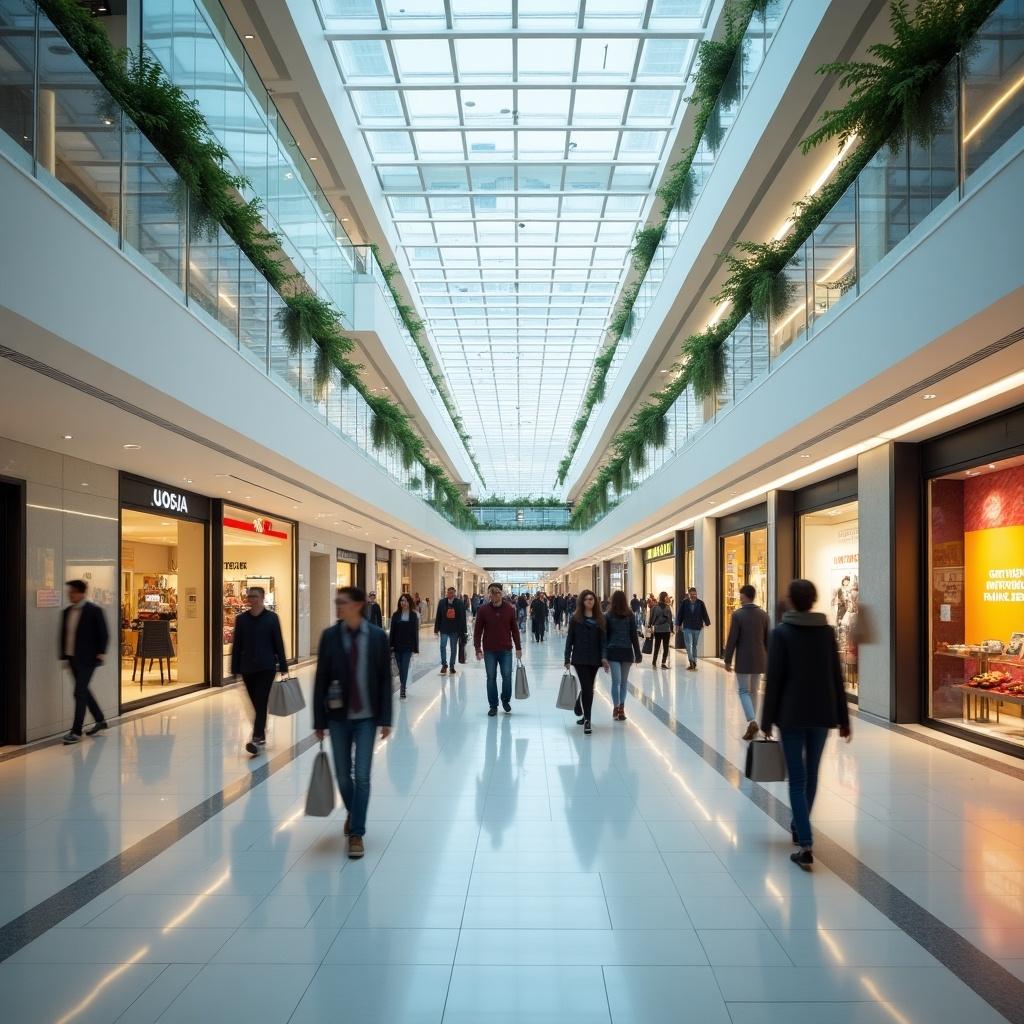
[[630, 547, 643, 600], [692, 517, 717, 658], [601, 560, 611, 600], [857, 442, 921, 722], [767, 489, 795, 624]]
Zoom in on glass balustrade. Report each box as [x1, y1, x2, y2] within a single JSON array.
[[0, 0, 469, 530], [571, 0, 1023, 530], [471, 507, 572, 530]]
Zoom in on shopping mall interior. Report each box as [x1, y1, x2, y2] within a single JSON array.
[[0, 0, 1023, 1020]]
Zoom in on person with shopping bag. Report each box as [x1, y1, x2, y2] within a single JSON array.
[[473, 582, 522, 716], [231, 585, 289, 756], [564, 589, 608, 735], [760, 578, 851, 870], [313, 586, 393, 859]]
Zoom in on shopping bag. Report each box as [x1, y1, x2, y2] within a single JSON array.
[[268, 675, 306, 717], [515, 659, 530, 699], [674, 628, 685, 649], [745, 738, 787, 782], [641, 634, 654, 655], [458, 632, 468, 664], [390, 654, 401, 683], [305, 743, 335, 816], [555, 670, 578, 711]]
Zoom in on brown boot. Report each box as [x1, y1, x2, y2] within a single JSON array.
[[618, 705, 627, 722], [348, 835, 365, 859]]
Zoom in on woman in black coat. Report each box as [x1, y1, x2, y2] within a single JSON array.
[[761, 579, 851, 869], [564, 590, 608, 735], [389, 593, 420, 699], [530, 593, 548, 642]]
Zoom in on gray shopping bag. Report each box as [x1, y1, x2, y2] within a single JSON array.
[[268, 676, 306, 717], [305, 743, 335, 816], [515, 659, 530, 699], [555, 670, 578, 711], [745, 738, 787, 782]]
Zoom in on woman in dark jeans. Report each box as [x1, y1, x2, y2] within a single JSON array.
[[760, 579, 851, 869], [649, 592, 673, 669], [389, 593, 420, 700], [564, 589, 608, 735], [605, 590, 642, 721]]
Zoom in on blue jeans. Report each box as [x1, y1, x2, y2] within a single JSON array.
[[609, 660, 632, 705], [735, 673, 759, 721], [395, 649, 413, 689], [682, 628, 700, 665], [779, 727, 829, 848], [484, 650, 513, 708], [327, 717, 377, 837], [438, 632, 457, 668]]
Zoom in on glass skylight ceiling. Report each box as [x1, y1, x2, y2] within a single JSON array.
[[320, 0, 710, 494]]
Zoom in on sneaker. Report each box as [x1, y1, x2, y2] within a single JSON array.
[[790, 848, 813, 870], [576, 716, 586, 725], [85, 721, 108, 736], [688, 664, 697, 671], [348, 835, 365, 859], [440, 666, 448, 675], [254, 737, 266, 747], [344, 814, 351, 837], [487, 707, 497, 717], [502, 699, 512, 713], [583, 720, 592, 735], [400, 688, 407, 700], [245, 741, 258, 755], [661, 662, 669, 669], [61, 731, 81, 745], [743, 720, 760, 742]]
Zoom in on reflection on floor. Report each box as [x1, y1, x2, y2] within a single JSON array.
[[0, 643, 1022, 1022], [120, 662, 197, 706]]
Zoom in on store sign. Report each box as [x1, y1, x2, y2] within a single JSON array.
[[224, 561, 248, 571], [151, 488, 189, 513], [223, 516, 289, 540], [252, 517, 271, 534], [120, 475, 210, 520], [337, 548, 361, 563], [36, 588, 61, 608], [644, 540, 674, 562]]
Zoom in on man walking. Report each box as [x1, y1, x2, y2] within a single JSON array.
[[474, 583, 522, 716], [434, 586, 466, 675], [675, 587, 711, 670], [724, 584, 770, 740], [231, 585, 289, 755], [60, 580, 109, 744], [630, 593, 644, 630], [364, 591, 383, 628], [313, 586, 392, 859]]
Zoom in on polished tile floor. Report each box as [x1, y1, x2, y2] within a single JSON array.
[[0, 630, 1022, 1022]]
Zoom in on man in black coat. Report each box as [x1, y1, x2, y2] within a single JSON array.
[[364, 592, 384, 628], [314, 586, 393, 860], [434, 586, 466, 675], [60, 579, 109, 744]]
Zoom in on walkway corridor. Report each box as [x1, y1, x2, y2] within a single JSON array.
[[0, 635, 1023, 1023]]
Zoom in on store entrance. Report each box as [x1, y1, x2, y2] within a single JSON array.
[[119, 509, 207, 708], [0, 479, 25, 745], [719, 526, 768, 653]]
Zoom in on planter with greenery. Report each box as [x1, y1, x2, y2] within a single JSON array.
[[568, 0, 998, 529], [36, 0, 479, 527]]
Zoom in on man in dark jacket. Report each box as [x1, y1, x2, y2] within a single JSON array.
[[231, 586, 289, 755], [364, 592, 383, 628], [724, 584, 770, 740], [675, 587, 711, 670], [314, 586, 393, 859], [761, 579, 851, 869], [434, 586, 466, 675], [60, 579, 109, 744]]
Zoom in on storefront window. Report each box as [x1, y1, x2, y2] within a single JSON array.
[[719, 517, 769, 652], [337, 549, 361, 590], [643, 540, 674, 604], [375, 548, 392, 615], [119, 477, 209, 709], [929, 457, 1024, 749], [720, 533, 746, 650], [222, 507, 294, 676], [800, 501, 860, 700]]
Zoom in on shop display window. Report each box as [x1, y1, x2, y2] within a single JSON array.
[[929, 456, 1024, 749], [643, 540, 674, 605], [375, 551, 391, 615], [222, 507, 294, 676], [120, 509, 206, 707], [800, 501, 860, 700], [719, 525, 768, 652]]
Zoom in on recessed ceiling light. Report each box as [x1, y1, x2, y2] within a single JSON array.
[[309, 155, 318, 161], [799, 454, 811, 459], [464, 99, 476, 108], [988, 463, 996, 469], [922, 393, 937, 400], [284, 171, 293, 179], [62, 434, 73, 440], [102, 118, 113, 126], [244, 33, 254, 39], [80, 482, 89, 487], [183, 478, 192, 484], [122, 443, 141, 450]]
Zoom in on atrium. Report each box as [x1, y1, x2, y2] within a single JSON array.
[[0, 0, 1023, 1021]]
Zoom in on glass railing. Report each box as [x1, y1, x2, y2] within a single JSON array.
[[472, 507, 571, 530], [572, 0, 1024, 531], [567, 0, 788, 468], [0, 0, 469, 531]]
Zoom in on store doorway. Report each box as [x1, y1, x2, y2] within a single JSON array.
[[119, 509, 207, 708], [309, 550, 332, 643], [0, 478, 25, 745], [719, 525, 768, 653]]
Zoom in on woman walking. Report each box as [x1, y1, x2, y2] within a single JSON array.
[[564, 589, 608, 735], [530, 592, 548, 643], [389, 593, 419, 700], [649, 592, 673, 669], [605, 590, 641, 721], [760, 579, 851, 870]]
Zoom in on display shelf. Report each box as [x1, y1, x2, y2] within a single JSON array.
[[956, 684, 1024, 731]]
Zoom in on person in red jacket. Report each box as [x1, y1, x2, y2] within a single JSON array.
[[473, 582, 522, 716]]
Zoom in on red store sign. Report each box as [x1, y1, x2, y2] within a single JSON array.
[[223, 516, 289, 540]]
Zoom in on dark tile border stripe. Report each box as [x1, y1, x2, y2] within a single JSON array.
[[627, 680, 1024, 1024], [0, 661, 436, 961]]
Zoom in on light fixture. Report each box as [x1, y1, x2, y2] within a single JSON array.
[[102, 118, 113, 126], [464, 100, 476, 108], [309, 156, 318, 161], [341, 217, 350, 222], [122, 443, 141, 450], [80, 482, 89, 487], [183, 478, 193, 484], [799, 454, 811, 459], [284, 171, 293, 179], [244, 33, 254, 39], [922, 393, 937, 400], [62, 434, 73, 440]]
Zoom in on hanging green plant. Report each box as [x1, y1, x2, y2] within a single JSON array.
[[714, 241, 798, 322], [630, 225, 665, 274]]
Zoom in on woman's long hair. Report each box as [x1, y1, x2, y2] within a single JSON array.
[[609, 590, 630, 618], [658, 591, 670, 607], [394, 593, 415, 617], [573, 589, 606, 628]]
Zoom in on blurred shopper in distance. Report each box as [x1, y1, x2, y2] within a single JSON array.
[[60, 579, 109, 745], [724, 584, 770, 741]]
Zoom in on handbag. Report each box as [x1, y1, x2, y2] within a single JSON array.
[[304, 742, 335, 816], [674, 627, 685, 649], [390, 654, 400, 683], [641, 634, 654, 655], [555, 670, 578, 711], [515, 659, 530, 699], [458, 632, 468, 665], [745, 738, 787, 782], [268, 675, 306, 717]]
